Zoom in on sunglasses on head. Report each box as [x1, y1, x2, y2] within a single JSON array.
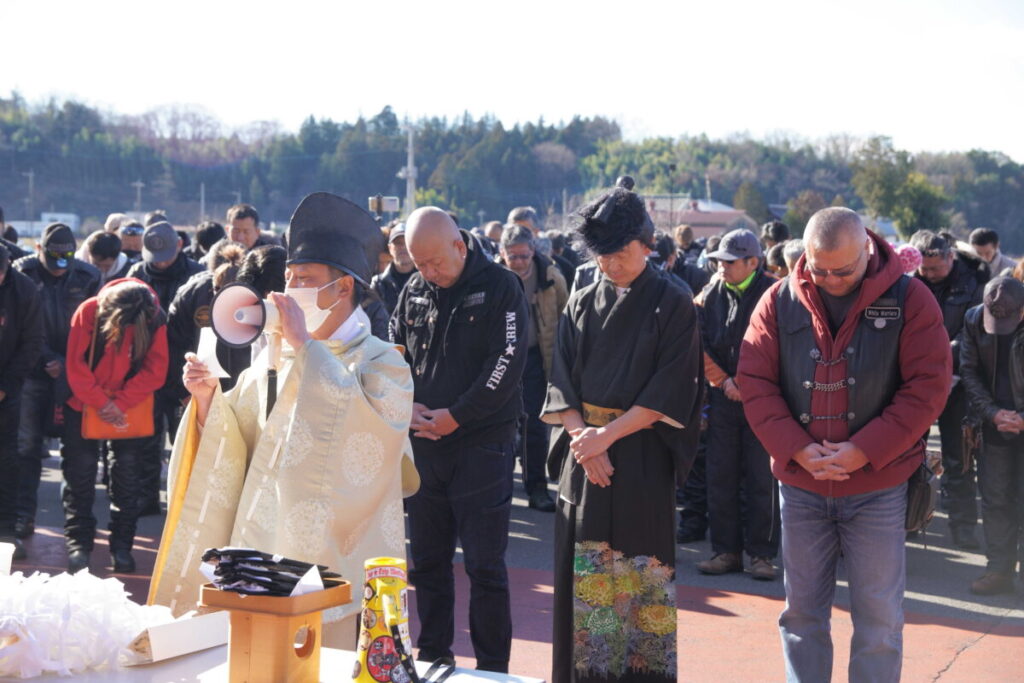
[[121, 226, 144, 236]]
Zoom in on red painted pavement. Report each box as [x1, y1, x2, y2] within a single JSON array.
[[12, 529, 1024, 682]]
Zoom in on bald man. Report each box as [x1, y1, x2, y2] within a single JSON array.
[[738, 207, 950, 682], [389, 207, 528, 673]]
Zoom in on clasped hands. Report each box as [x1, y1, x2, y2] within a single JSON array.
[[993, 409, 1023, 435], [98, 400, 127, 427], [794, 440, 869, 481], [570, 426, 615, 488], [411, 403, 459, 440]]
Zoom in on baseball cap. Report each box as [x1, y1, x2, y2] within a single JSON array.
[[707, 229, 763, 261], [388, 222, 406, 243], [142, 221, 179, 263], [40, 223, 76, 270], [982, 276, 1024, 335]]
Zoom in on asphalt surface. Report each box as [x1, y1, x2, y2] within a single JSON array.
[[11, 432, 1024, 681]]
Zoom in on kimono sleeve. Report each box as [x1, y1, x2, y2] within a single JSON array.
[[541, 298, 582, 424]]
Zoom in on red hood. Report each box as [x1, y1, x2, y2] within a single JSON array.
[[788, 231, 904, 355], [98, 277, 164, 310]]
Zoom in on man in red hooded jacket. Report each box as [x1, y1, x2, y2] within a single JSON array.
[[737, 208, 950, 682]]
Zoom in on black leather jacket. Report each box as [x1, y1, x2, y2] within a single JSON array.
[[960, 304, 1024, 420], [915, 254, 987, 374]]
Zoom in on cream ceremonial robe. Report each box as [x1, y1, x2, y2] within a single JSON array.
[[148, 322, 416, 632]]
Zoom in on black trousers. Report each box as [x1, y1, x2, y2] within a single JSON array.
[[678, 428, 708, 531], [519, 346, 549, 494], [137, 392, 181, 508], [705, 387, 779, 558], [0, 395, 22, 536], [978, 426, 1024, 575], [61, 408, 146, 553], [407, 438, 514, 672], [16, 376, 54, 522], [938, 384, 978, 528]]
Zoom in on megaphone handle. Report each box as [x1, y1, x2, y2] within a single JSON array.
[[266, 333, 282, 419], [266, 368, 277, 419]]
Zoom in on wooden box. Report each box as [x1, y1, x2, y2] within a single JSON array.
[[199, 582, 351, 683]]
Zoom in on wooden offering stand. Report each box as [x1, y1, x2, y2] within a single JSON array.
[[199, 581, 351, 683]]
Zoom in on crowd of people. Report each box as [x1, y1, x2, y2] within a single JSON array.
[[0, 186, 1021, 681]]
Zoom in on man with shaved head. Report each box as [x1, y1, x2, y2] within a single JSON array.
[[390, 207, 528, 673], [738, 207, 950, 681]]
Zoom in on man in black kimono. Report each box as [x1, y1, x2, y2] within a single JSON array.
[[542, 187, 703, 683]]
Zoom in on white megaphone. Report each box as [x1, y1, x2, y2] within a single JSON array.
[[210, 282, 280, 348]]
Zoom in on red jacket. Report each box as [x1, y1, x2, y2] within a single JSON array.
[[737, 232, 950, 496], [65, 278, 169, 413]]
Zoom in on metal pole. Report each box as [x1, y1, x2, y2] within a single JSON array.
[[131, 179, 145, 213], [21, 169, 34, 235], [199, 182, 206, 221], [405, 125, 417, 215], [562, 188, 568, 230]]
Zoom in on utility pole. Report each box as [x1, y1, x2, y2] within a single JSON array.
[[131, 179, 145, 213], [232, 190, 242, 205], [21, 169, 34, 235], [199, 182, 206, 221], [477, 210, 485, 227], [562, 188, 568, 230], [668, 164, 677, 227], [396, 123, 417, 216], [705, 175, 712, 207]]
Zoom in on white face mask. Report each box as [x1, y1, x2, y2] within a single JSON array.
[[284, 278, 342, 332]]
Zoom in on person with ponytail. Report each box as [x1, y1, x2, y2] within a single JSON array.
[[63, 278, 169, 574]]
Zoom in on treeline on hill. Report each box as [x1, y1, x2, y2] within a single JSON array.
[[0, 93, 1022, 251]]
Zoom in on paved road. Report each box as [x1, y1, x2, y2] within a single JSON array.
[[13, 441, 1024, 681]]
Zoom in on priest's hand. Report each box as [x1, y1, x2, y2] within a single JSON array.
[[793, 443, 849, 481], [183, 352, 218, 426], [581, 452, 614, 487], [570, 427, 614, 464], [269, 292, 312, 350], [421, 408, 459, 437]]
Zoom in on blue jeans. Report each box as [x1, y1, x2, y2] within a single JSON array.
[[779, 482, 908, 683]]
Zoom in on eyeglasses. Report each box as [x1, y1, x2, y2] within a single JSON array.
[[505, 254, 532, 262], [806, 252, 863, 278], [46, 250, 74, 261]]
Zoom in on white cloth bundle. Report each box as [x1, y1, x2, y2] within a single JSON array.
[[0, 571, 173, 678]]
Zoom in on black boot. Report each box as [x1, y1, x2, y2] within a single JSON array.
[[14, 517, 34, 539], [111, 548, 136, 573], [68, 549, 91, 573]]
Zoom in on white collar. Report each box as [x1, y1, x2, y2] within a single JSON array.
[[327, 306, 369, 343]]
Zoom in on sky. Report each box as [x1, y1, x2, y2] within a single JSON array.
[[3, 0, 1023, 160]]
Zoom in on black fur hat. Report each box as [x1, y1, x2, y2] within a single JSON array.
[[574, 187, 655, 256]]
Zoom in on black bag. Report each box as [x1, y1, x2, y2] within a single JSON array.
[[905, 462, 939, 533]]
